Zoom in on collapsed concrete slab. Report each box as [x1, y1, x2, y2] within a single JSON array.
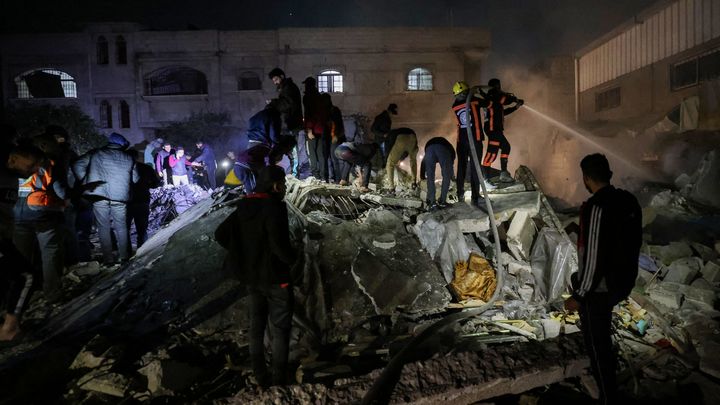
[[701, 260, 720, 283], [506, 211, 537, 261], [685, 150, 720, 209], [664, 257, 703, 284]]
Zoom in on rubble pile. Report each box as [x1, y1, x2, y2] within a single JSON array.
[[2, 161, 719, 404]]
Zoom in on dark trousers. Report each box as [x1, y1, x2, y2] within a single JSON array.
[[13, 220, 64, 298], [127, 202, 150, 251], [293, 130, 311, 179], [329, 141, 342, 183], [63, 205, 79, 266], [307, 135, 329, 181], [206, 167, 217, 189], [0, 239, 34, 315], [248, 284, 293, 386], [425, 146, 454, 204], [93, 200, 129, 263], [76, 204, 94, 262], [580, 293, 617, 405], [456, 136, 484, 203], [483, 130, 511, 171]]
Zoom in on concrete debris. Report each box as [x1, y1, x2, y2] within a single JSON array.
[[138, 359, 203, 396], [148, 184, 211, 232], [685, 150, 720, 209], [68, 261, 101, 277], [663, 257, 703, 284], [359, 193, 423, 209], [70, 335, 121, 370], [540, 319, 561, 339], [77, 368, 130, 398], [690, 278, 714, 291], [699, 340, 720, 379], [691, 242, 719, 262], [506, 210, 537, 261], [682, 285, 716, 311], [372, 233, 396, 249], [530, 227, 576, 303], [646, 282, 685, 309], [488, 191, 541, 223], [701, 260, 720, 283], [645, 241, 694, 266]]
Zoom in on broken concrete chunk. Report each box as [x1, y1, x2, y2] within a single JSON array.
[[646, 282, 684, 309], [70, 335, 120, 370], [675, 173, 692, 189], [138, 359, 203, 396], [372, 233, 396, 250], [701, 260, 720, 283], [664, 257, 703, 284], [69, 261, 101, 277], [488, 191, 541, 223], [540, 319, 561, 339], [77, 368, 129, 398], [646, 241, 694, 266], [684, 285, 717, 311], [699, 340, 720, 379], [691, 242, 719, 262], [359, 193, 423, 209], [690, 278, 714, 291], [506, 211, 536, 262], [688, 150, 720, 209]]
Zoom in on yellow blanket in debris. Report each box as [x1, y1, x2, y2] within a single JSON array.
[[450, 252, 497, 302]]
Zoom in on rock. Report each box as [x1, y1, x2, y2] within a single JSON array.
[[688, 150, 720, 209], [691, 242, 718, 262], [70, 336, 120, 370], [518, 285, 534, 303], [540, 319, 561, 339], [663, 257, 702, 284], [646, 282, 684, 309], [684, 285, 716, 310], [701, 260, 720, 283], [506, 211, 536, 261], [69, 261, 101, 277], [77, 368, 129, 397], [372, 233, 396, 249], [646, 241, 694, 266], [674, 173, 691, 189], [359, 193, 423, 209], [690, 278, 714, 291], [138, 359, 203, 396], [488, 191, 541, 223], [699, 340, 720, 379]]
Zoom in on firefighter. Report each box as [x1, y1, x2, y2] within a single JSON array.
[[452, 81, 494, 206], [481, 78, 524, 183]]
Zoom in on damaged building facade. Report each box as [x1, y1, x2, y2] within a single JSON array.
[[0, 23, 489, 145], [575, 0, 720, 128]]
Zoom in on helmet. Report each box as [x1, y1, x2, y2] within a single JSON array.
[[452, 81, 469, 96]]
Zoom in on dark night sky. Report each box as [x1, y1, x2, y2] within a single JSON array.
[[2, 0, 658, 71]]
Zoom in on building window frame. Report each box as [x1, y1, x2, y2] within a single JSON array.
[[407, 67, 433, 91], [143, 66, 208, 96], [97, 36, 109, 65], [237, 71, 262, 91], [120, 100, 131, 128], [317, 69, 343, 93], [116, 35, 127, 65], [595, 86, 621, 112], [100, 100, 113, 128], [14, 68, 78, 99], [671, 47, 720, 91]]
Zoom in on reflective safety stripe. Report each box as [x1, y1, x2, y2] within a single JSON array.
[[500, 154, 510, 158], [488, 141, 501, 146]]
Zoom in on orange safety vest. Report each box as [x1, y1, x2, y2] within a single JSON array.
[[18, 161, 65, 211]]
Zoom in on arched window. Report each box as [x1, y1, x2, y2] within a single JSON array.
[[116, 35, 127, 65], [144, 66, 208, 96], [238, 71, 262, 90], [14, 68, 77, 99], [407, 67, 433, 91], [120, 101, 131, 128], [318, 69, 343, 93], [100, 101, 112, 128], [97, 36, 109, 65]]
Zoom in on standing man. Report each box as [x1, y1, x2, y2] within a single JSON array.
[[302, 77, 332, 182], [480, 78, 524, 183], [193, 140, 217, 189], [420, 137, 456, 211], [144, 138, 163, 167], [452, 81, 493, 206], [370, 103, 398, 166], [268, 68, 305, 177], [383, 127, 418, 192], [155, 142, 172, 186], [564, 154, 642, 405], [127, 149, 160, 252], [215, 165, 297, 387], [168, 147, 193, 186], [329, 104, 346, 183], [73, 133, 139, 265]]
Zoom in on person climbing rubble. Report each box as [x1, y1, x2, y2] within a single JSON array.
[[452, 80, 495, 206], [564, 153, 642, 405], [72, 133, 139, 266], [215, 165, 297, 387], [383, 127, 418, 192], [480, 78, 523, 183], [334, 141, 379, 192], [370, 103, 398, 166], [420, 136, 456, 211]]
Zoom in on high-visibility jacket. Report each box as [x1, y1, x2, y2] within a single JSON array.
[[18, 161, 65, 212], [483, 90, 519, 133], [452, 95, 485, 142]]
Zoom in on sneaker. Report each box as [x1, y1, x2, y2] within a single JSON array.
[[482, 180, 497, 191], [427, 203, 440, 212], [499, 171, 514, 183], [436, 200, 450, 209]]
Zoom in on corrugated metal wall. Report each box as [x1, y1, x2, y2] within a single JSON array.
[[579, 0, 720, 91]]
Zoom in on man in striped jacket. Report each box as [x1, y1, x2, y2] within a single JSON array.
[[565, 153, 642, 404]]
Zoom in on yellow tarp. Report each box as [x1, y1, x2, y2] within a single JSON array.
[[450, 252, 496, 302]]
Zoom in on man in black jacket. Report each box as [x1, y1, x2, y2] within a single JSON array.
[[268, 67, 307, 178], [420, 137, 456, 210], [72, 133, 139, 265], [370, 103, 397, 166], [565, 154, 641, 405], [215, 165, 296, 386], [127, 149, 160, 252]]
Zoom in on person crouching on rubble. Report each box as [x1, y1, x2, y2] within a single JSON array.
[[564, 153, 641, 405], [420, 137, 456, 211], [215, 165, 297, 387], [335, 141, 379, 193]]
